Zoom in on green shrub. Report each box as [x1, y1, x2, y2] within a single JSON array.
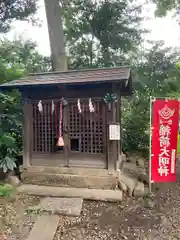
[[0, 91, 22, 173], [0, 184, 13, 197]]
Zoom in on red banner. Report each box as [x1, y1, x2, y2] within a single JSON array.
[[151, 99, 179, 182]]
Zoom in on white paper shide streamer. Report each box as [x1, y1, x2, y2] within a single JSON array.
[[38, 100, 43, 113], [77, 99, 82, 113], [89, 98, 95, 112], [51, 100, 55, 114]]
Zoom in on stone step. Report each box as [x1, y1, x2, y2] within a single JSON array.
[[28, 197, 83, 217], [21, 166, 115, 177], [26, 215, 59, 240], [17, 184, 123, 202], [22, 170, 117, 189]]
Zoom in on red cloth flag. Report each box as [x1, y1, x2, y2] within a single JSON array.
[[151, 99, 179, 182]]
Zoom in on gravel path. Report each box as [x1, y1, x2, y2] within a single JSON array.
[[54, 161, 180, 240], [1, 183, 180, 240], [0, 193, 40, 240], [54, 198, 162, 240], [53, 191, 180, 240], [2, 161, 180, 240]]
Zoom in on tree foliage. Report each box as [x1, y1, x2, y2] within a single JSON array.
[[0, 90, 22, 172], [0, 62, 23, 172], [0, 0, 38, 32], [122, 41, 180, 152], [0, 38, 51, 173], [62, 0, 146, 68], [0, 38, 51, 73], [150, 0, 180, 18]]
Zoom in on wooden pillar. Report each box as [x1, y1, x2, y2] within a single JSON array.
[[63, 104, 69, 167], [116, 92, 122, 169], [107, 84, 118, 171], [23, 103, 33, 168]]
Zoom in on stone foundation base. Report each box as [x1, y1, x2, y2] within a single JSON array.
[[21, 166, 117, 190]]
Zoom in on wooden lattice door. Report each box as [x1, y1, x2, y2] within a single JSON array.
[[32, 100, 106, 167], [32, 101, 64, 154], [32, 102, 54, 153], [68, 101, 106, 156]]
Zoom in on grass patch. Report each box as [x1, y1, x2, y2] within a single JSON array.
[[25, 207, 42, 215], [0, 183, 14, 197]]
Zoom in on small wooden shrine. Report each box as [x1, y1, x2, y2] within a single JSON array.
[[0, 67, 132, 171]]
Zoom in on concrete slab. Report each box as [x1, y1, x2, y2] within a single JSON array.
[[26, 215, 59, 240], [17, 184, 123, 202], [35, 197, 83, 217]]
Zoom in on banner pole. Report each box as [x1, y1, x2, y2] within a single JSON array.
[[149, 96, 152, 193]]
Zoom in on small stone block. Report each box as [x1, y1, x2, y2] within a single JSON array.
[[26, 215, 59, 240], [37, 197, 83, 217]]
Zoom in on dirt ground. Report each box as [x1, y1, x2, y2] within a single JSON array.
[[1, 173, 180, 239], [53, 182, 180, 240], [53, 159, 180, 240], [0, 194, 40, 240]]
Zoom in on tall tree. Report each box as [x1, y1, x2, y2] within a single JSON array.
[[44, 0, 67, 71], [43, 0, 144, 71], [62, 0, 145, 68], [0, 0, 38, 32]]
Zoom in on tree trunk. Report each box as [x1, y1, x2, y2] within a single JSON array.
[[44, 0, 67, 71], [102, 44, 110, 67]]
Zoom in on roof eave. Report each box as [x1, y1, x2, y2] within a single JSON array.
[[0, 78, 130, 89]]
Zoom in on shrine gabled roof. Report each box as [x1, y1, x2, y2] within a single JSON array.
[[0, 66, 132, 89]]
